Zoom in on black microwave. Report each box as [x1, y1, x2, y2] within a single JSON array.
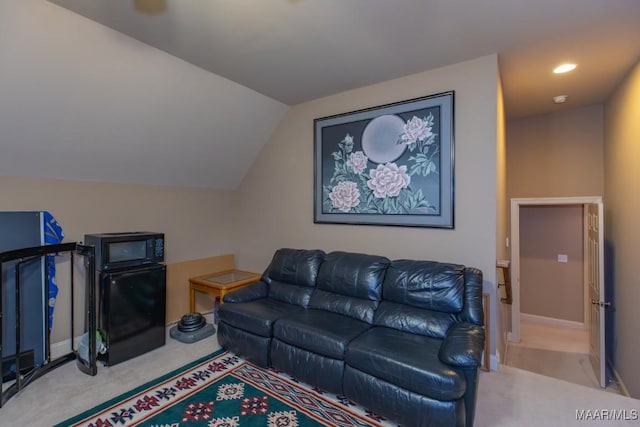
[[84, 232, 164, 271]]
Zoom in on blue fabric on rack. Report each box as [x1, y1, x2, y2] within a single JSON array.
[[43, 211, 64, 330]]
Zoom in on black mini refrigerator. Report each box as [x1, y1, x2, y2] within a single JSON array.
[[99, 264, 166, 365], [85, 232, 166, 366]]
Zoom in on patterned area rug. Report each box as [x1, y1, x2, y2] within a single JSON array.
[[56, 350, 396, 427]]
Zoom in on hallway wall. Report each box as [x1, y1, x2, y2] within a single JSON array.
[[604, 58, 640, 398], [506, 104, 604, 353], [519, 205, 584, 323], [507, 104, 604, 200]]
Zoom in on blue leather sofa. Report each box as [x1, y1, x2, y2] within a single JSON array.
[[218, 248, 485, 427]]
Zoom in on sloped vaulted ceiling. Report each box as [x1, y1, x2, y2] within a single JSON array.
[[2, 0, 640, 189], [0, 0, 289, 189], [46, 0, 640, 117]]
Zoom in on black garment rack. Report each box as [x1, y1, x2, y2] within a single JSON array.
[[0, 242, 97, 408]]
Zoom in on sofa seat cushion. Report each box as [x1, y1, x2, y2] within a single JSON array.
[[345, 327, 466, 401], [218, 299, 304, 337], [273, 309, 371, 359]]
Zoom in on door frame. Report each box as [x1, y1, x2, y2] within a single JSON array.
[[509, 196, 603, 342]]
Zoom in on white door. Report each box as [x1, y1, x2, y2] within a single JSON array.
[[587, 202, 606, 388]]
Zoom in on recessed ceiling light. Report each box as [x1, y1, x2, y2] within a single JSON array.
[[553, 95, 568, 104], [553, 63, 577, 74]]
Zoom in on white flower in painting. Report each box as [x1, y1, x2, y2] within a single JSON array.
[[329, 181, 360, 212], [367, 163, 411, 198], [346, 151, 368, 174], [342, 133, 354, 145], [401, 116, 432, 145]]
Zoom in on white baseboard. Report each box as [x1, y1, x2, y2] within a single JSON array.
[[490, 352, 500, 371], [50, 336, 82, 360], [608, 359, 632, 397], [520, 313, 585, 330], [507, 331, 519, 343]]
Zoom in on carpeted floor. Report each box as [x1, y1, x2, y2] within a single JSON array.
[[506, 346, 600, 389], [505, 321, 623, 395], [475, 364, 638, 427]]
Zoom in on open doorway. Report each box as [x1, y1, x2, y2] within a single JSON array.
[[506, 197, 617, 392]]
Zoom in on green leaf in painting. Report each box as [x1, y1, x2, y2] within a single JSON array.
[[426, 161, 436, 175], [409, 154, 427, 164]]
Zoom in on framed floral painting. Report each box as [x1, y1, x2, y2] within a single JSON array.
[[314, 91, 454, 228]]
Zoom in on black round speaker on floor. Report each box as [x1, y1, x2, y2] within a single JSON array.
[[177, 312, 206, 332], [170, 312, 216, 344]]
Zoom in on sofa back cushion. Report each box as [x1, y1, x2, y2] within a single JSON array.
[[309, 251, 389, 323], [375, 260, 466, 338], [263, 248, 325, 307]]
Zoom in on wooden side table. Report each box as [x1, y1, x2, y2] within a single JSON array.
[[188, 269, 261, 312]]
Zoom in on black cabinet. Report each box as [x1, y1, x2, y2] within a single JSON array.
[[0, 212, 46, 375], [99, 264, 166, 366]]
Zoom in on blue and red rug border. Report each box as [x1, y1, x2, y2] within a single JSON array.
[[54, 348, 226, 426]]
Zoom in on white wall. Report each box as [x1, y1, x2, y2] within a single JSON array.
[[604, 59, 640, 397], [231, 55, 501, 360], [0, 176, 234, 262]]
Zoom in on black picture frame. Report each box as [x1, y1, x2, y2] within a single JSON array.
[[314, 91, 454, 228]]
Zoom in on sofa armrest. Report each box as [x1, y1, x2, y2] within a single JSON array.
[[439, 322, 485, 367], [223, 281, 268, 303]]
